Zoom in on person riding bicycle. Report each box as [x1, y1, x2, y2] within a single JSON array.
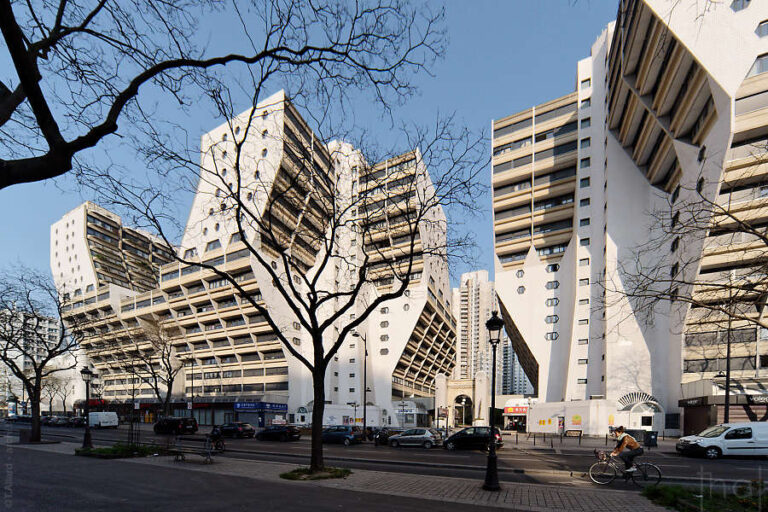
[[610, 426, 643, 472]]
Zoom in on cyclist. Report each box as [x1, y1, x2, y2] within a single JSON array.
[[610, 426, 643, 472]]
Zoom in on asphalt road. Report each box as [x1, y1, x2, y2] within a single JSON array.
[[0, 448, 504, 512], [9, 424, 768, 486]]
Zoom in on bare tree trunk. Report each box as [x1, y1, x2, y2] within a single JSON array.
[[29, 386, 41, 442], [310, 367, 327, 472], [62, 398, 66, 415]]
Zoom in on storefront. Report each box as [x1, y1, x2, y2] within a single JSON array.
[[234, 401, 288, 427], [679, 378, 768, 435], [503, 405, 528, 432]]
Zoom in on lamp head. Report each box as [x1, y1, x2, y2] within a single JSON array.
[[80, 367, 93, 383], [486, 310, 504, 346]]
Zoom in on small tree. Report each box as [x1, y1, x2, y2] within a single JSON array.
[[41, 375, 63, 415], [113, 319, 183, 417], [0, 268, 81, 441], [56, 379, 75, 415]]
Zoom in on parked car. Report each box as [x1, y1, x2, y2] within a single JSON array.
[[256, 425, 302, 442], [374, 427, 405, 446], [219, 422, 257, 438], [388, 428, 443, 449], [50, 416, 71, 427], [153, 416, 198, 435], [40, 416, 56, 426], [676, 422, 768, 459], [67, 417, 86, 427], [321, 425, 364, 446], [444, 426, 503, 451]]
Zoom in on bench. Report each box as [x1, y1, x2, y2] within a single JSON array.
[[171, 436, 220, 464]]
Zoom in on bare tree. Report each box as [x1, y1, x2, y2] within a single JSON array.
[[56, 378, 75, 415], [108, 319, 183, 418], [0, 268, 81, 441], [41, 374, 62, 415], [603, 148, 768, 377], [0, 0, 444, 189], [90, 87, 485, 470]]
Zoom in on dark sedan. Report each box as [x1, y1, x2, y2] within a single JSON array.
[[256, 425, 302, 442], [321, 425, 364, 446], [153, 417, 199, 435], [220, 422, 257, 438], [444, 426, 503, 451]]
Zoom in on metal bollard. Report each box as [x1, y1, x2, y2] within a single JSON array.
[[579, 432, 582, 446], [516, 431, 519, 445], [560, 433, 563, 445], [533, 433, 536, 446], [605, 434, 608, 446], [550, 439, 554, 449]]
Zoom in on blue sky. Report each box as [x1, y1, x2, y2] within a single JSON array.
[[0, 1, 617, 286]]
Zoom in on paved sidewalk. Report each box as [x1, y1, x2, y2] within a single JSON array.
[[16, 441, 667, 512]]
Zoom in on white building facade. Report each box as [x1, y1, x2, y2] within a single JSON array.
[[493, 0, 768, 435]]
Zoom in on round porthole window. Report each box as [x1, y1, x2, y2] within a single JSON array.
[[516, 269, 524, 278], [517, 286, 525, 294]]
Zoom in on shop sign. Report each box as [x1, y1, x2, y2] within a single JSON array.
[[503, 406, 528, 415], [234, 401, 288, 412], [437, 407, 449, 418], [746, 395, 768, 405], [678, 397, 706, 407]]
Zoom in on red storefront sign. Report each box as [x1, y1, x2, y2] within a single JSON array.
[[503, 406, 528, 415]]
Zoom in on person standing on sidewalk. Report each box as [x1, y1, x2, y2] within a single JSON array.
[[610, 426, 643, 472]]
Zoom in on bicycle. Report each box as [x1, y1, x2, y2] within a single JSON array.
[[588, 449, 661, 488]]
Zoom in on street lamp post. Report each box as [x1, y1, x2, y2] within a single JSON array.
[[352, 332, 369, 440], [81, 367, 93, 449], [483, 311, 504, 492]]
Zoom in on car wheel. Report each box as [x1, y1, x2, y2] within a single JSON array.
[[391, 440, 400, 448], [423, 441, 433, 449], [343, 438, 351, 447], [704, 447, 721, 460], [446, 441, 456, 451]]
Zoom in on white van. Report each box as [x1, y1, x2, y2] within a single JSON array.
[[89, 411, 119, 429], [676, 422, 768, 459]]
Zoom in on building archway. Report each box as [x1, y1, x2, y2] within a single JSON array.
[[454, 395, 473, 426]]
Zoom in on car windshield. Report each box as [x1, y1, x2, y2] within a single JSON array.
[[698, 426, 729, 438]]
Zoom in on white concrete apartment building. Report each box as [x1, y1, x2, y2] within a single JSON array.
[[493, 0, 768, 435], [54, 91, 455, 427]]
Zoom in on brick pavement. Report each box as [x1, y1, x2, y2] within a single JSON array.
[[16, 441, 667, 511]]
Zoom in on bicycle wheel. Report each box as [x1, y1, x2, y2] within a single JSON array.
[[589, 461, 617, 485], [631, 464, 661, 488]]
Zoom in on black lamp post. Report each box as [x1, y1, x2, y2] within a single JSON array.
[[483, 310, 504, 492], [81, 367, 93, 449], [353, 332, 369, 440]]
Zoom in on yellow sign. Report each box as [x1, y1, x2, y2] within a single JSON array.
[[547, 418, 552, 425], [572, 415, 582, 426], [608, 414, 615, 426]]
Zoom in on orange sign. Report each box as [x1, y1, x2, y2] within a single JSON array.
[[503, 406, 528, 415], [572, 415, 582, 426]]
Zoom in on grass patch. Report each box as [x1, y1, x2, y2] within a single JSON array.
[[75, 442, 168, 459], [643, 483, 766, 512], [280, 467, 352, 481]]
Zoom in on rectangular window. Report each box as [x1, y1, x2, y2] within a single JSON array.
[[580, 218, 590, 227], [577, 378, 588, 384], [578, 338, 589, 345], [580, 198, 590, 207], [578, 319, 589, 325], [580, 177, 590, 188], [579, 278, 589, 286], [581, 118, 591, 129], [581, 78, 591, 89], [581, 98, 591, 109], [580, 157, 591, 168], [580, 138, 591, 149], [578, 358, 588, 364], [579, 298, 590, 305], [580, 238, 590, 246]]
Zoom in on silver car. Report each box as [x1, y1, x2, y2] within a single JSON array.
[[388, 428, 443, 449]]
